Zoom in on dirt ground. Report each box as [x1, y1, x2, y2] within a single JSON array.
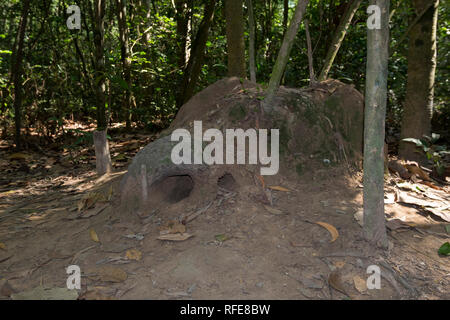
[[0, 132, 449, 300]]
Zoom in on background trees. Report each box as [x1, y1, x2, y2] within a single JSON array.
[[399, 0, 440, 163], [0, 0, 447, 152]]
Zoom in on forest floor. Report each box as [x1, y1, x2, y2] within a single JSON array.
[[0, 130, 449, 300]]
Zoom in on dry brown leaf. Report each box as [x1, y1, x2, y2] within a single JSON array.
[[263, 205, 284, 215], [353, 275, 367, 294], [125, 249, 142, 261], [96, 266, 127, 283], [90, 229, 100, 243], [157, 233, 193, 241], [160, 220, 186, 235], [0, 242, 6, 250], [328, 271, 347, 296], [268, 185, 290, 192], [316, 221, 339, 242], [334, 261, 346, 269]]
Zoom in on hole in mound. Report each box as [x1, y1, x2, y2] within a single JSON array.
[[153, 175, 194, 204], [217, 172, 237, 191]]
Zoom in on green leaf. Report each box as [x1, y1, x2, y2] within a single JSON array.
[[438, 242, 450, 256], [215, 234, 228, 242], [402, 138, 422, 147], [431, 133, 440, 142]]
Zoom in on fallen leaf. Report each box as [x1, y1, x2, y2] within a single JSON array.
[[328, 271, 347, 296], [157, 233, 193, 241], [396, 191, 440, 208], [90, 229, 100, 243], [438, 242, 450, 256], [0, 242, 6, 250], [353, 275, 367, 294], [269, 185, 290, 192], [95, 266, 128, 283], [160, 220, 186, 235], [125, 249, 142, 261], [334, 261, 346, 269], [316, 221, 339, 242], [215, 234, 228, 242], [263, 205, 284, 215]]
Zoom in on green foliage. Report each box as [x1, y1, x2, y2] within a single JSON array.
[[438, 242, 450, 256], [402, 134, 449, 176], [0, 0, 447, 145]]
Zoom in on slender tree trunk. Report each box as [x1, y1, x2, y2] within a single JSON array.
[[93, 0, 112, 175], [12, 0, 30, 150], [318, 0, 363, 81], [283, 0, 289, 34], [247, 0, 256, 82], [225, 0, 246, 78], [264, 0, 309, 111], [143, 0, 152, 44], [304, 19, 316, 84], [363, 0, 389, 248], [93, 0, 107, 129], [176, 0, 216, 108], [116, 0, 133, 130], [93, 130, 112, 175], [399, 0, 439, 162], [175, 0, 193, 69]]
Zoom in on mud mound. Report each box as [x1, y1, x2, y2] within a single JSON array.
[[120, 77, 364, 216]]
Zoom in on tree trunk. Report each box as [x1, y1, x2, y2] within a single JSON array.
[[93, 130, 112, 175], [318, 0, 363, 82], [93, 0, 107, 130], [264, 0, 309, 111], [399, 0, 439, 162], [247, 0, 256, 82], [175, 0, 192, 69], [12, 0, 30, 150], [304, 19, 316, 84], [93, 0, 112, 175], [116, 0, 133, 130], [176, 0, 216, 108], [225, 0, 246, 78], [363, 0, 389, 249]]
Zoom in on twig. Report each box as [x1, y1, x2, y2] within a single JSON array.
[[183, 201, 213, 223]]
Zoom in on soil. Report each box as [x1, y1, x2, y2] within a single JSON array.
[[0, 79, 448, 300]]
